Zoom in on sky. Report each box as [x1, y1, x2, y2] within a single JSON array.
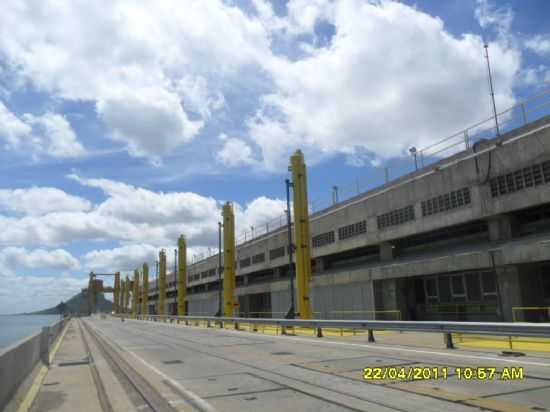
[[0, 0, 549, 314]]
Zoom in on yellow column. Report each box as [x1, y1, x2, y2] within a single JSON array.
[[222, 202, 237, 316], [290, 150, 313, 319], [118, 278, 123, 312], [177, 235, 187, 316], [114, 272, 120, 314], [159, 250, 166, 316], [88, 272, 95, 314], [124, 276, 130, 313], [142, 263, 149, 315], [133, 269, 139, 317]]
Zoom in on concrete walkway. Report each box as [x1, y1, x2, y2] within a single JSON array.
[[30, 320, 102, 412], [27, 317, 550, 411]]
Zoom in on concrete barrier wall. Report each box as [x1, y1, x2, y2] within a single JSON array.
[[0, 318, 68, 411]]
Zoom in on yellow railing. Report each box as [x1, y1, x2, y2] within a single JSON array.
[[236, 311, 323, 318], [328, 310, 401, 321], [452, 306, 550, 352], [512, 306, 550, 322]]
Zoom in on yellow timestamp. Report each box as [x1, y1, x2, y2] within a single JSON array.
[[363, 366, 524, 381]]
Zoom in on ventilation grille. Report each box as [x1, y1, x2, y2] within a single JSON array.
[[312, 231, 335, 248], [422, 188, 471, 217], [377, 205, 415, 230], [269, 246, 285, 260], [252, 253, 265, 264], [489, 161, 550, 198], [338, 220, 367, 240], [188, 274, 201, 282]]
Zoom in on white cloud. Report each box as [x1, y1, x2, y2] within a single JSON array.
[[0, 176, 287, 312], [0, 101, 32, 148], [0, 212, 149, 247], [474, 0, 513, 38], [84, 244, 160, 272], [0, 175, 285, 251], [68, 174, 220, 230], [0, 0, 270, 160], [96, 86, 203, 161], [0, 102, 85, 159], [0, 181, 287, 271], [0, 1, 526, 169], [216, 134, 255, 168], [0, 247, 80, 276], [518, 65, 548, 87], [247, 0, 520, 170], [0, 187, 91, 216], [0, 273, 88, 314], [235, 196, 287, 233], [22, 112, 86, 158], [525, 34, 550, 56]]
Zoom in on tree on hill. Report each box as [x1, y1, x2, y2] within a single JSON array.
[[56, 302, 68, 315]]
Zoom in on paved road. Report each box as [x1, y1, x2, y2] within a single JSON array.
[[85, 317, 550, 411]]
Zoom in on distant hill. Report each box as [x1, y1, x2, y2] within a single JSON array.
[[28, 291, 113, 315]]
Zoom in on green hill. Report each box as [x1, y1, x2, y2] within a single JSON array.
[[28, 291, 113, 315]]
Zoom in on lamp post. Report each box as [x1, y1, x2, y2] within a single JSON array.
[[409, 147, 418, 171], [285, 178, 295, 319], [484, 43, 500, 137], [155, 260, 159, 315], [217, 221, 223, 317], [174, 248, 177, 315]]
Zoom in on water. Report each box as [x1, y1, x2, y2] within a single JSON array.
[[0, 315, 61, 350]]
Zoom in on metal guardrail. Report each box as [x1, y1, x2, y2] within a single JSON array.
[[123, 314, 550, 350], [188, 86, 550, 263]]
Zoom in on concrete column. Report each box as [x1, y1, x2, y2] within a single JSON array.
[[379, 242, 395, 262], [40, 326, 50, 366], [362, 280, 376, 320], [488, 214, 518, 242], [373, 278, 407, 320], [495, 265, 523, 322], [314, 257, 325, 273]]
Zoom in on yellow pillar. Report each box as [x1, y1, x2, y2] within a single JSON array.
[[114, 272, 120, 314], [159, 250, 166, 316], [177, 235, 187, 316], [290, 150, 313, 319], [222, 202, 237, 316], [142, 263, 149, 315], [133, 269, 139, 317], [124, 276, 130, 313], [88, 272, 95, 314]]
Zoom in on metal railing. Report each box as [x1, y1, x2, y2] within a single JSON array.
[[417, 87, 550, 165], [225, 87, 550, 251], [124, 314, 550, 349]]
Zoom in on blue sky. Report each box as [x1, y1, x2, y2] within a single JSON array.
[[0, 0, 549, 313]]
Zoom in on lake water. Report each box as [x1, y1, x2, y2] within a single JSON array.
[[0, 315, 61, 350]]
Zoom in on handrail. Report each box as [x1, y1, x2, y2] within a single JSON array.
[[126, 314, 550, 339]]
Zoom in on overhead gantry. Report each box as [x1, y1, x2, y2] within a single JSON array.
[[87, 271, 122, 315]]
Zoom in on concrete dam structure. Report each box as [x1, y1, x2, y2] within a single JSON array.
[[126, 114, 550, 324]]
